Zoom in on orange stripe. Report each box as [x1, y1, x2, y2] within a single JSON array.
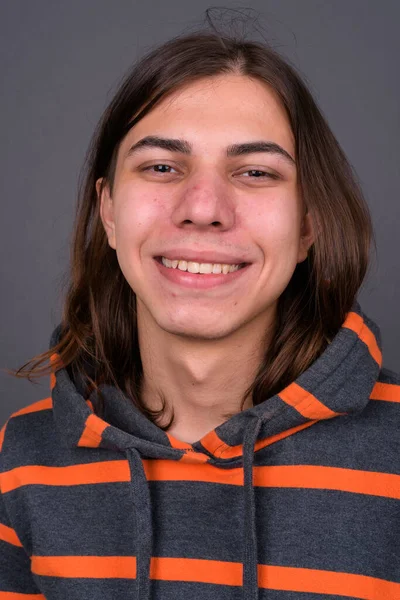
[[179, 450, 209, 464], [50, 352, 61, 367], [50, 352, 63, 390], [1, 397, 54, 452], [30, 556, 400, 597], [77, 413, 109, 447], [200, 420, 317, 459], [50, 372, 56, 391], [50, 354, 59, 392], [150, 556, 241, 585], [145, 462, 400, 499], [343, 312, 382, 367], [0, 422, 6, 452], [252, 465, 400, 499], [279, 382, 340, 420], [199, 430, 227, 457], [0, 460, 131, 493], [370, 382, 400, 403], [12, 397, 53, 417], [257, 564, 400, 598], [32, 555, 136, 578], [2, 461, 399, 499], [0, 522, 23, 547]]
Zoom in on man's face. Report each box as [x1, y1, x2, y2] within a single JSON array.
[[99, 75, 313, 340]]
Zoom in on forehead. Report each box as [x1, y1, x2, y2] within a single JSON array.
[[118, 75, 294, 158]]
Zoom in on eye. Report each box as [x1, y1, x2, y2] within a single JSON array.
[[141, 164, 178, 175], [239, 169, 280, 180]]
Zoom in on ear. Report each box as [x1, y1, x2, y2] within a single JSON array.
[[297, 210, 314, 263], [97, 178, 116, 250]]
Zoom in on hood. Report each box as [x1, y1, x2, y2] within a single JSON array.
[[49, 299, 382, 599]]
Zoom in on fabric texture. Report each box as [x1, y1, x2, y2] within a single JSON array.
[[0, 299, 400, 599]]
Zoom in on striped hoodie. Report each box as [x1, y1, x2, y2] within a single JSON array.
[[1, 300, 400, 599]]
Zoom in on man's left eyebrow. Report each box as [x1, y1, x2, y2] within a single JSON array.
[[125, 136, 296, 167]]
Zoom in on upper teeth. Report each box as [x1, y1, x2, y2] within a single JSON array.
[[161, 257, 241, 274]]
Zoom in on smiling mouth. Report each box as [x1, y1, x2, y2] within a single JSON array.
[[154, 256, 248, 274]]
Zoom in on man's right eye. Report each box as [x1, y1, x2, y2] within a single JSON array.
[[142, 164, 178, 174]]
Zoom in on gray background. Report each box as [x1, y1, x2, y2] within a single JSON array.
[[1, 1, 399, 423]]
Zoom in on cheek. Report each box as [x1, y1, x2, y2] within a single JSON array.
[[247, 196, 302, 256], [249, 200, 303, 298], [114, 185, 168, 242], [111, 187, 166, 285]]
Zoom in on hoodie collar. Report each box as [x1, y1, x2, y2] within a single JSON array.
[[50, 299, 382, 460]]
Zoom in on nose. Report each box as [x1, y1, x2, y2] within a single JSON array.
[[171, 174, 236, 231]]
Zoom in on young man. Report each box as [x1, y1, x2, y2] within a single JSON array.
[[1, 28, 399, 599], [97, 72, 313, 444]]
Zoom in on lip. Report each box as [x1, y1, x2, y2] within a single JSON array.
[[154, 257, 252, 290], [155, 250, 250, 265]]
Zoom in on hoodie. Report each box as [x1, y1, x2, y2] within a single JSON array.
[[0, 300, 400, 600]]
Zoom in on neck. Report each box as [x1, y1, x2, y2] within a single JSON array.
[[137, 304, 276, 444]]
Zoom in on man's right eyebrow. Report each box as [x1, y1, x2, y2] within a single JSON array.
[[125, 135, 296, 167], [126, 136, 191, 157]]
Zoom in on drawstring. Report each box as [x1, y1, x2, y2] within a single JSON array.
[[126, 447, 152, 600], [125, 417, 263, 600], [242, 417, 264, 599]]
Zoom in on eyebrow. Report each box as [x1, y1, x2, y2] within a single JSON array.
[[125, 135, 296, 167]]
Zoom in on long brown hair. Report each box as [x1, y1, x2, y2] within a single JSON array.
[[10, 16, 375, 429]]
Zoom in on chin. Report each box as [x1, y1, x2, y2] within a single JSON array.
[[157, 317, 235, 341]]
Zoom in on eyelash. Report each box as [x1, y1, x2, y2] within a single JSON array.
[[141, 164, 280, 180]]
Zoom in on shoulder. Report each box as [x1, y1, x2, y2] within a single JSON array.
[[0, 397, 55, 470]]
